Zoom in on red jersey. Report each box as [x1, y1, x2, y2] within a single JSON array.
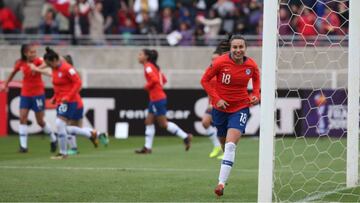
[[143, 62, 167, 101], [201, 54, 260, 113], [51, 61, 82, 105], [13, 57, 45, 97]]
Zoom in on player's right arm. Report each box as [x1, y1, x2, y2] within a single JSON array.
[[0, 61, 21, 92], [29, 64, 52, 77], [201, 62, 228, 109]]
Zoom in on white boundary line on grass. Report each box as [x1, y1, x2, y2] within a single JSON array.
[[0, 165, 256, 173], [296, 186, 358, 202]]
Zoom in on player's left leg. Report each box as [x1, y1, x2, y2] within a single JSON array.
[[135, 113, 155, 154], [202, 112, 222, 158], [215, 129, 241, 197], [154, 99, 192, 151], [66, 119, 80, 155], [214, 108, 250, 197], [33, 95, 57, 152]]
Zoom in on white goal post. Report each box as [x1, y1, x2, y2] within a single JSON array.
[[258, 0, 360, 202]]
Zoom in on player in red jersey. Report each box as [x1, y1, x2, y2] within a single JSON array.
[[135, 49, 192, 154], [0, 44, 57, 153], [202, 40, 231, 159], [36, 47, 108, 159], [61, 55, 109, 155], [201, 35, 260, 197]]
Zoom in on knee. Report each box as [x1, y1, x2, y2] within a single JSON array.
[[158, 122, 167, 129], [202, 120, 210, 129], [37, 119, 45, 128]]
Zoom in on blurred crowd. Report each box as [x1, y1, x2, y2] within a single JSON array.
[[0, 0, 349, 46]]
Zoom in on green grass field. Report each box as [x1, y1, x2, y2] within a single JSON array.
[[0, 135, 359, 202]]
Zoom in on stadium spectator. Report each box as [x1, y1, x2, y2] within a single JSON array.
[[158, 7, 178, 34], [278, 6, 292, 36], [177, 21, 193, 46], [319, 7, 341, 35], [133, 0, 158, 24], [135, 49, 193, 154], [0, 44, 57, 153], [41, 0, 71, 34], [201, 35, 260, 197], [39, 9, 59, 35], [196, 9, 222, 45], [0, 0, 19, 33], [212, 0, 235, 18], [136, 11, 157, 34], [89, 1, 105, 45], [3, 0, 24, 30], [296, 7, 317, 37]]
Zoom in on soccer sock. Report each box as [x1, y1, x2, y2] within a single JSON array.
[[166, 121, 188, 139], [206, 126, 221, 147], [144, 124, 155, 149], [67, 134, 77, 150], [19, 124, 28, 149], [218, 142, 236, 185], [43, 122, 57, 142], [66, 126, 92, 138], [56, 118, 68, 155]]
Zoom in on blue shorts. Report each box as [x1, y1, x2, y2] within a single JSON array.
[[212, 108, 250, 137], [148, 99, 167, 116], [20, 95, 45, 112], [57, 102, 83, 120]]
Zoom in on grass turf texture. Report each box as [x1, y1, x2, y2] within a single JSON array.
[[0, 135, 359, 202]]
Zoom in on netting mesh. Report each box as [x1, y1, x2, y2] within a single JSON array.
[[274, 0, 360, 201]]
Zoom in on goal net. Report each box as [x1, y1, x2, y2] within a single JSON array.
[[259, 0, 360, 202]]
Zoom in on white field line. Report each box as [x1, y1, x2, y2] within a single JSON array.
[[296, 186, 359, 202], [0, 165, 349, 176], [0, 165, 253, 173]]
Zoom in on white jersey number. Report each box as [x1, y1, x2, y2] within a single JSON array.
[[222, 73, 231, 84]]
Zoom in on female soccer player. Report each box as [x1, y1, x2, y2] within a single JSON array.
[[61, 55, 109, 155], [0, 44, 57, 153], [135, 49, 192, 154], [202, 40, 231, 159], [38, 47, 108, 159], [201, 35, 260, 197]]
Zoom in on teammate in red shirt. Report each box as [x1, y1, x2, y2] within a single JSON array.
[[0, 44, 57, 153], [201, 39, 231, 159], [39, 48, 108, 159], [201, 35, 260, 197], [135, 49, 192, 154]]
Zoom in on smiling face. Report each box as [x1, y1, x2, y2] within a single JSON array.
[[230, 38, 246, 62]]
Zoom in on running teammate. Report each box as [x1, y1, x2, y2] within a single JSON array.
[[135, 49, 192, 154], [0, 44, 57, 153], [37, 47, 108, 159], [202, 39, 231, 159], [201, 35, 260, 197]]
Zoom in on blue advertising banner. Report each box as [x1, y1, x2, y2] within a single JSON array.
[[301, 89, 347, 137]]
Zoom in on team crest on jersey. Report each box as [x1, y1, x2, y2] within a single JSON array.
[[245, 68, 251, 75], [58, 72, 62, 78]]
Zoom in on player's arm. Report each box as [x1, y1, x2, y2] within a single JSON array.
[[29, 63, 52, 77], [0, 62, 20, 91], [249, 64, 261, 105], [201, 64, 222, 105], [62, 68, 82, 102]]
